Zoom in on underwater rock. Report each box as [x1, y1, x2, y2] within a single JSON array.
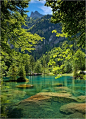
[[1, 90, 26, 105], [2, 89, 26, 96], [37, 92, 77, 102], [26, 94, 51, 101], [54, 86, 70, 91], [53, 83, 63, 87], [16, 84, 34, 89], [54, 87, 71, 94], [54, 86, 69, 90], [67, 112, 84, 118], [17, 100, 45, 118], [76, 95, 86, 102], [41, 89, 49, 92], [60, 103, 86, 114], [60, 91, 67, 93], [19, 94, 51, 104], [19, 92, 77, 105], [37, 92, 71, 97]]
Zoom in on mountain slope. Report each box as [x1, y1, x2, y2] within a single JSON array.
[[30, 11, 44, 19], [24, 12, 67, 59]]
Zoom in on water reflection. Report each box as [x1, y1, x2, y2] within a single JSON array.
[[64, 76, 67, 87], [72, 78, 75, 95], [27, 76, 84, 92]]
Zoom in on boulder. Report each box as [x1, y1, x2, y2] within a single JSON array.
[[18, 92, 77, 105], [53, 83, 63, 87], [37, 92, 77, 102], [77, 95, 86, 102], [16, 84, 34, 89], [41, 89, 49, 92], [54, 86, 70, 91], [60, 103, 86, 114], [20, 94, 51, 103], [67, 112, 84, 118], [37, 92, 71, 97], [54, 87, 71, 94], [1, 89, 26, 105]]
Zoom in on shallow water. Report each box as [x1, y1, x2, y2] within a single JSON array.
[[1, 76, 86, 118]]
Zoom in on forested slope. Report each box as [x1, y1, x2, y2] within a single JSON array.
[[24, 13, 67, 59]]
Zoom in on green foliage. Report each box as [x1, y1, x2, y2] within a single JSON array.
[[40, 40, 85, 78], [64, 61, 72, 73], [18, 64, 26, 79], [1, 61, 8, 78], [55, 74, 62, 79], [27, 15, 63, 59], [24, 55, 35, 74], [45, 1, 85, 48], [29, 56, 35, 72], [73, 49, 85, 72], [1, 0, 85, 80], [34, 60, 42, 73], [1, 0, 44, 78], [8, 63, 18, 80]]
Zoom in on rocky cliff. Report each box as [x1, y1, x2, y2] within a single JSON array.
[[30, 11, 44, 19], [24, 11, 67, 59]]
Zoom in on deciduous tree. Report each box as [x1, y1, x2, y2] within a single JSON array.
[[45, 0, 85, 48]]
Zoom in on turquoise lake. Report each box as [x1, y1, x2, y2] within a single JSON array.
[[1, 76, 86, 118]]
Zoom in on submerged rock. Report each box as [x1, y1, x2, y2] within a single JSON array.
[[67, 112, 84, 118], [76, 95, 86, 102], [53, 83, 63, 87], [18, 92, 77, 106], [41, 89, 49, 92], [60, 103, 86, 114], [37, 92, 77, 102], [54, 86, 69, 90], [1, 89, 26, 105], [54, 87, 72, 94], [16, 92, 84, 118], [54, 86, 71, 92], [20, 94, 51, 103], [16, 84, 34, 89], [37, 92, 71, 97]]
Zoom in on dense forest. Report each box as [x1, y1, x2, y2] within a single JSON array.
[[1, 0, 85, 118], [23, 14, 66, 59], [1, 0, 85, 80]]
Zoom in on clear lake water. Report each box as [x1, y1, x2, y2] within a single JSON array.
[[1, 76, 86, 118]]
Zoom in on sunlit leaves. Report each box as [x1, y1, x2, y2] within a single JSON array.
[[18, 63, 26, 78], [1, 61, 8, 77], [69, 44, 73, 48], [47, 40, 77, 76], [8, 63, 18, 80], [53, 54, 57, 58], [48, 59, 56, 66], [45, 1, 85, 48], [72, 49, 85, 71], [34, 60, 42, 73], [1, 0, 45, 78], [52, 30, 57, 33], [55, 74, 62, 79]]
